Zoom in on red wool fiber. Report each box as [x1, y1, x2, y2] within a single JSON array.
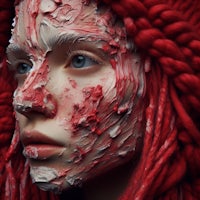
[[0, 0, 200, 199]]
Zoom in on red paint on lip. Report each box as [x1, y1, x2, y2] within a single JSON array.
[[23, 144, 65, 160]]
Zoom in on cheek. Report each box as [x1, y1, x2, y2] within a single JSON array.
[[15, 113, 25, 127], [66, 68, 117, 136], [70, 85, 106, 135]]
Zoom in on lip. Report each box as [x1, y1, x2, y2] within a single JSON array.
[[23, 144, 65, 160], [21, 130, 66, 160], [21, 130, 64, 146]]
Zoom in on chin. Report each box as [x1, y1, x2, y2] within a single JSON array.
[[29, 166, 70, 193], [36, 182, 64, 193], [34, 178, 73, 194]]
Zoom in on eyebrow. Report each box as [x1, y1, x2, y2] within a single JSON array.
[[48, 33, 109, 59], [7, 33, 106, 55], [6, 34, 82, 54], [44, 32, 109, 52], [47, 34, 86, 47], [6, 44, 29, 62], [7, 44, 24, 54]]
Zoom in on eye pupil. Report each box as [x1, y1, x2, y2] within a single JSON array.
[[72, 55, 86, 68]]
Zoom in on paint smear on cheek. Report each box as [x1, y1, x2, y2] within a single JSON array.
[[70, 47, 147, 173], [69, 78, 77, 89], [70, 85, 104, 135]]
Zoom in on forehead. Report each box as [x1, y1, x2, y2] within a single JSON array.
[[12, 0, 118, 51]]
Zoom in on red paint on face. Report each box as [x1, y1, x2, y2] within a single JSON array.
[[7, 0, 148, 192], [69, 79, 77, 89], [71, 85, 103, 135], [13, 59, 57, 118]]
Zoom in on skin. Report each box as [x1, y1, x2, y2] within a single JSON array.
[[7, 0, 149, 197]]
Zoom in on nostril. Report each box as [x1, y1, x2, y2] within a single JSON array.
[[14, 102, 56, 119], [13, 98, 57, 118], [14, 103, 32, 113], [14, 103, 34, 118]]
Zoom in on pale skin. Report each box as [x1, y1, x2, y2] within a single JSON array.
[[7, 0, 149, 199]]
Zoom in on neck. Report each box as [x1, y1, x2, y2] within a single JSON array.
[[83, 160, 135, 200], [59, 160, 137, 200]]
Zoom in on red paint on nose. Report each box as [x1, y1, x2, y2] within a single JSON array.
[[14, 60, 57, 117]]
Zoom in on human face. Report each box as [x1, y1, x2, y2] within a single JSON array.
[[7, 0, 147, 193]]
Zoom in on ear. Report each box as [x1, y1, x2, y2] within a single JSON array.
[[144, 57, 151, 73]]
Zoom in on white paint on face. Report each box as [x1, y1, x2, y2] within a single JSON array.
[[7, 0, 148, 192]]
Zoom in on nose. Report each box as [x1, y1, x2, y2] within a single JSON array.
[[14, 88, 57, 118], [13, 63, 57, 118]]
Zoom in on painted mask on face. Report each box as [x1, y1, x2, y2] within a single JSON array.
[[7, 0, 148, 193]]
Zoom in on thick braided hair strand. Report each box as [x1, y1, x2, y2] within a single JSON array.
[[100, 0, 200, 199], [0, 0, 200, 199]]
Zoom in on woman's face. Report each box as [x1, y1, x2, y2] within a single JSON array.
[[7, 0, 147, 192]]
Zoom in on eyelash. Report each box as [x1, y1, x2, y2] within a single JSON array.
[[8, 49, 104, 78], [8, 59, 33, 75], [65, 50, 102, 69]]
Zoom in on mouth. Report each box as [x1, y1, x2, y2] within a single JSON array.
[[21, 130, 66, 160]]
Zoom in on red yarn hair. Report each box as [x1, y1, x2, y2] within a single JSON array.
[[0, 0, 200, 199]]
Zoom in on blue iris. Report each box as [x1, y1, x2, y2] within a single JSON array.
[[17, 63, 32, 74], [71, 55, 97, 68]]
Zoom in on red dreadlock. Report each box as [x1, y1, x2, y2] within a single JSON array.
[[0, 0, 200, 199], [101, 0, 200, 199]]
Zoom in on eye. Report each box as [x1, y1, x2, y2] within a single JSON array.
[[16, 63, 32, 74], [71, 54, 99, 69]]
